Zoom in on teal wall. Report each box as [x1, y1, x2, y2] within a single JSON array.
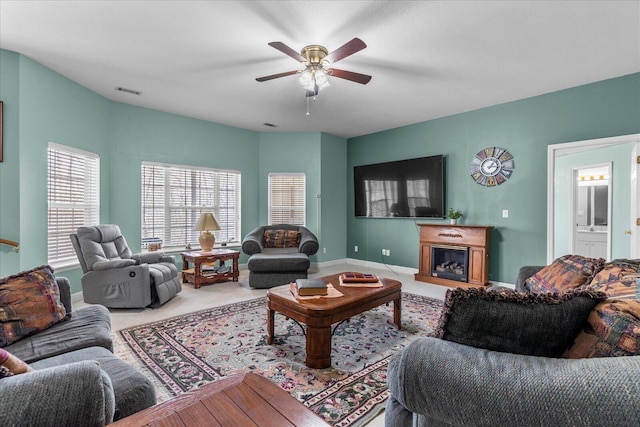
[[256, 132, 348, 262], [0, 53, 112, 286], [108, 103, 259, 257], [554, 142, 634, 259], [1, 47, 638, 290], [0, 49, 345, 289], [0, 50, 21, 276], [348, 73, 640, 283], [258, 133, 321, 261], [320, 133, 348, 261]]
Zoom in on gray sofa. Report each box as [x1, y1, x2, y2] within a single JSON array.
[[71, 224, 181, 308], [386, 336, 640, 426], [386, 260, 640, 426], [0, 276, 156, 426], [242, 224, 319, 288]]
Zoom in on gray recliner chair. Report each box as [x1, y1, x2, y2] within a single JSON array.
[[242, 224, 319, 288], [70, 224, 181, 308]]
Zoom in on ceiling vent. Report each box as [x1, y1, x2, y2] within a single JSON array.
[[115, 87, 141, 96]]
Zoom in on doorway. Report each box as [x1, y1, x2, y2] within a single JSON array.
[[547, 133, 640, 263], [571, 163, 611, 260]]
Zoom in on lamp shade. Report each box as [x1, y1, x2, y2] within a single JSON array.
[[194, 213, 220, 252], [194, 213, 220, 231]]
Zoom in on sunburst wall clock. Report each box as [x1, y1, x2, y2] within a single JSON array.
[[470, 147, 514, 187]]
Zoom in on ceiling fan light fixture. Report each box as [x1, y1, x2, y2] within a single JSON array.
[[298, 69, 315, 91], [257, 38, 370, 105], [298, 66, 330, 92], [315, 68, 330, 90]]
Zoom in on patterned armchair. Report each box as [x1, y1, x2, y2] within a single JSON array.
[[70, 224, 181, 308]]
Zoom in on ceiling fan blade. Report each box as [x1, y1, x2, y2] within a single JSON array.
[[329, 68, 372, 84], [268, 42, 306, 63], [256, 70, 299, 82], [325, 38, 367, 64]]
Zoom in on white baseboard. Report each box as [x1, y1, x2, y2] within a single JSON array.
[[71, 292, 84, 304], [311, 258, 418, 276], [488, 281, 515, 289], [71, 259, 515, 303], [313, 258, 516, 288]]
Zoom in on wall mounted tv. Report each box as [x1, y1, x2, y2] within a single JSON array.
[[354, 155, 444, 218]]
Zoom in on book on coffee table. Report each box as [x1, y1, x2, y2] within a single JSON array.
[[295, 279, 328, 296]]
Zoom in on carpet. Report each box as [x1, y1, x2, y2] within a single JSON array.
[[114, 292, 443, 426]]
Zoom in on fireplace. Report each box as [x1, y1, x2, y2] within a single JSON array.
[[415, 225, 493, 288], [431, 245, 469, 282]]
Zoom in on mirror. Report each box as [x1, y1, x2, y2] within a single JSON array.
[[575, 166, 609, 228], [547, 134, 640, 263]]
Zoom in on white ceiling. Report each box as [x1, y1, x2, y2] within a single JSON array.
[[1, 1, 639, 139]]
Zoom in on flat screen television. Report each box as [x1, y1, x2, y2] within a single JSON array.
[[354, 155, 444, 218]]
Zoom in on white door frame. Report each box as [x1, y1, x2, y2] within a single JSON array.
[[547, 133, 640, 263]]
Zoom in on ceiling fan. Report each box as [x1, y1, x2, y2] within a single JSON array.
[[256, 37, 372, 97]]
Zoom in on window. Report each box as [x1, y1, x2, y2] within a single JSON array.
[[141, 162, 241, 249], [268, 173, 305, 225], [47, 142, 100, 266]]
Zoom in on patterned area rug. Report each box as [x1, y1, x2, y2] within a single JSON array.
[[114, 292, 443, 426]]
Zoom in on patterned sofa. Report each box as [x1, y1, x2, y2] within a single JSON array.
[[241, 224, 319, 288], [386, 255, 640, 426]]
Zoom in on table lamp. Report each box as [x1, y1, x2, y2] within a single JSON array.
[[194, 213, 220, 252]]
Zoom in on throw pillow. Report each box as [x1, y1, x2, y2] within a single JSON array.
[[586, 259, 640, 299], [262, 229, 300, 248], [0, 265, 68, 347], [563, 299, 640, 358], [524, 254, 605, 293], [436, 287, 607, 357]]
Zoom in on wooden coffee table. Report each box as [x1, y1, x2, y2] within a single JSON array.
[[110, 372, 329, 426], [266, 272, 402, 369]]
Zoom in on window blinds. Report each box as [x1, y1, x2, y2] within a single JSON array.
[[268, 173, 305, 225], [47, 143, 100, 266], [142, 162, 241, 249]]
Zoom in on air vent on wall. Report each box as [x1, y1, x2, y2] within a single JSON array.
[[115, 87, 141, 96]]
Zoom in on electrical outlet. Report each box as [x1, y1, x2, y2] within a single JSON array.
[[502, 209, 509, 218], [382, 248, 386, 256], [354, 245, 358, 252], [323, 247, 326, 254], [387, 249, 391, 256]]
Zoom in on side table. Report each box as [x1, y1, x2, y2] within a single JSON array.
[[181, 249, 239, 289], [110, 372, 329, 426]]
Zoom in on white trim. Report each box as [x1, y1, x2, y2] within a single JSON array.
[[48, 141, 100, 159], [631, 142, 639, 258], [313, 258, 517, 288], [142, 160, 240, 175], [268, 173, 306, 226], [570, 161, 612, 260], [71, 291, 84, 305], [547, 133, 640, 264]]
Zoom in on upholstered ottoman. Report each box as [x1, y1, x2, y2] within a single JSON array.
[[247, 251, 311, 289]]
